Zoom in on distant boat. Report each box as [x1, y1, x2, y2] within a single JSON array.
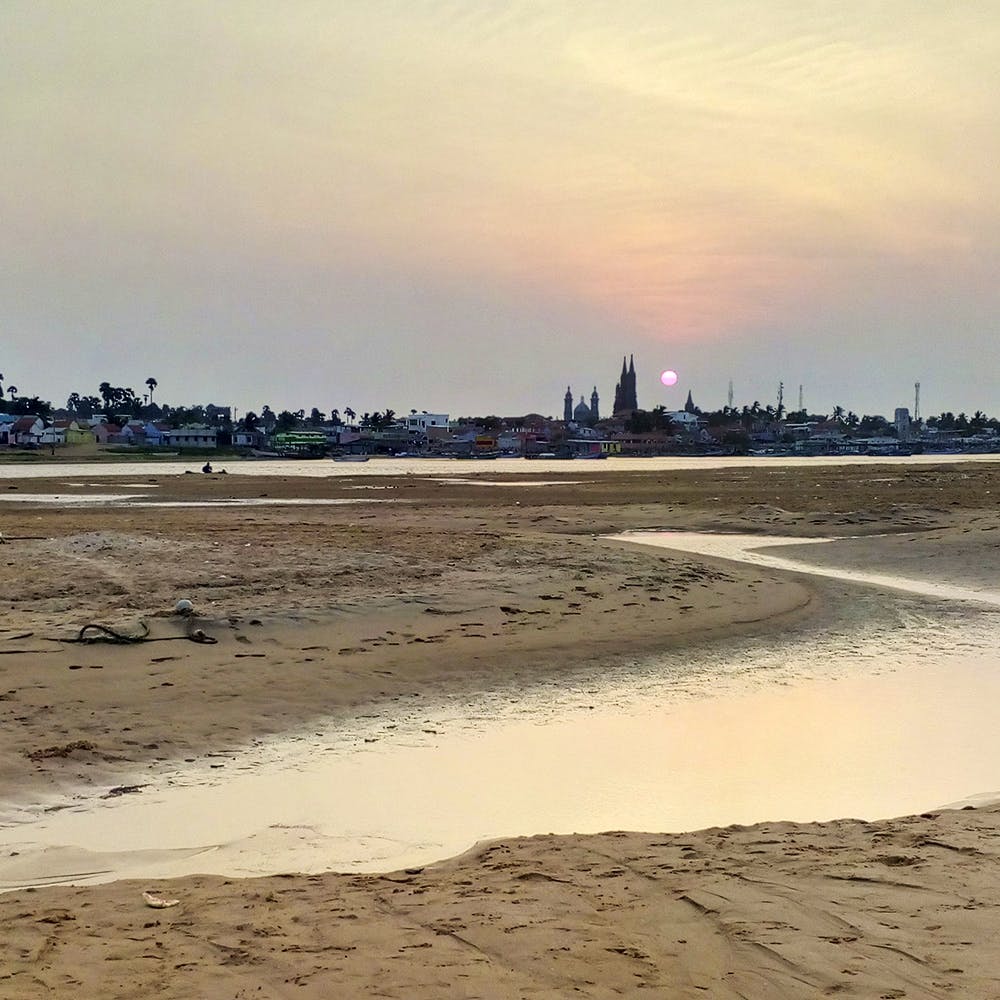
[[333, 454, 370, 462]]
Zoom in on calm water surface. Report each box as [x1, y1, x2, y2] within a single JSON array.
[[0, 453, 998, 480]]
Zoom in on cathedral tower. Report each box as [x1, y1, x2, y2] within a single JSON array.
[[564, 386, 573, 423], [613, 354, 638, 414]]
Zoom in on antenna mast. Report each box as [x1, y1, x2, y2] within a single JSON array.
[[914, 382, 921, 421], [798, 384, 804, 412], [777, 381, 784, 416], [727, 380, 733, 408]]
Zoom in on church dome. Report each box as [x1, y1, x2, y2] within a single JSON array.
[[573, 398, 591, 422]]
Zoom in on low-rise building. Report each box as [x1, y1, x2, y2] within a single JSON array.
[[55, 420, 94, 445], [165, 425, 218, 449], [92, 423, 122, 445], [405, 412, 449, 433], [10, 416, 46, 447], [0, 414, 17, 445]]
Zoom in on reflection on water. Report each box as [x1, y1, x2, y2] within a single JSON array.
[[0, 453, 998, 480], [2, 532, 999, 888]]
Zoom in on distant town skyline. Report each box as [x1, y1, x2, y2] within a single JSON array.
[[0, 361, 980, 426], [3, 3, 998, 418]]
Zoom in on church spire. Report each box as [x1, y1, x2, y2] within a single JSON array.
[[564, 386, 573, 423]]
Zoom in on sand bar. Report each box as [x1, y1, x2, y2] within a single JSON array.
[[2, 461, 1000, 997]]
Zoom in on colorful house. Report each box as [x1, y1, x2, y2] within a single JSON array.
[[54, 420, 94, 445], [10, 416, 46, 447], [92, 422, 122, 445]]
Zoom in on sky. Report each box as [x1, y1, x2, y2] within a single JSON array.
[[2, 1, 999, 420]]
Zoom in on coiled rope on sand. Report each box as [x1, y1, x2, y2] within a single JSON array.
[[60, 619, 218, 645]]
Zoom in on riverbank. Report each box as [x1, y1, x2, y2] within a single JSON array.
[[5, 801, 1000, 999], [2, 463, 1000, 997], [8, 460, 999, 801]]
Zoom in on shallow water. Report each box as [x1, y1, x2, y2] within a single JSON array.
[[0, 494, 399, 508], [0, 453, 998, 481], [611, 531, 1000, 608], [2, 532, 999, 889]]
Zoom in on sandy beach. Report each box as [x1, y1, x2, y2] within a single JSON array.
[[2, 460, 1000, 997]]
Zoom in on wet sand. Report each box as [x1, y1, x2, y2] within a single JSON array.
[[6, 804, 1000, 999], [2, 462, 1000, 997]]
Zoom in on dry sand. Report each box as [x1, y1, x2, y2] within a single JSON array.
[[2, 461, 1000, 997]]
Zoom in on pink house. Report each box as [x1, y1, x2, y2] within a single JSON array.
[[92, 422, 122, 445]]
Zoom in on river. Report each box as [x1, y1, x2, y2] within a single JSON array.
[[0, 452, 999, 481]]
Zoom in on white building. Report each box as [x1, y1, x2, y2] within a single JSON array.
[[406, 412, 449, 433], [666, 411, 701, 430], [165, 425, 218, 448]]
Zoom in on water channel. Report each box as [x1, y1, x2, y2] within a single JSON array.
[[1, 452, 1000, 482], [2, 531, 999, 890]]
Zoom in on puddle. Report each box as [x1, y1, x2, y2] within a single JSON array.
[[0, 495, 401, 508], [425, 479, 589, 487], [0, 493, 144, 504]]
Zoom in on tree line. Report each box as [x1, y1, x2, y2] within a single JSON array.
[[2, 371, 999, 437]]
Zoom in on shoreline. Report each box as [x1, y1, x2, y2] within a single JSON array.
[[0, 530, 814, 806], [4, 463, 999, 809], [3, 465, 1000, 997], [4, 803, 1000, 998]]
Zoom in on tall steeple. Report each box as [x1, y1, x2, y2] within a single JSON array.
[[612, 354, 638, 414], [590, 386, 600, 422], [626, 355, 638, 410], [564, 386, 573, 423]]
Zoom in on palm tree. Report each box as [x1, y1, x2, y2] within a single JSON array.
[[344, 407, 356, 425], [330, 408, 340, 425], [145, 377, 157, 403], [7, 385, 17, 399], [832, 405, 845, 423]]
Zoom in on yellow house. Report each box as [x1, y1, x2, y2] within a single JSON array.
[[56, 420, 95, 445]]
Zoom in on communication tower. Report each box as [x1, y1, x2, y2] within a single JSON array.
[[777, 381, 784, 416], [727, 380, 733, 408], [798, 385, 804, 412], [914, 382, 921, 422]]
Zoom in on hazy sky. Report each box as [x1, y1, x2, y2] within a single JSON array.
[[3, 2, 998, 418]]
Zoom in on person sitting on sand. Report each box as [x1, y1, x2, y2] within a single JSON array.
[[202, 461, 213, 474]]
